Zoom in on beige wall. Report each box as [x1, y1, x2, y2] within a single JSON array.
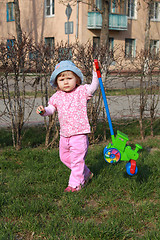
[[0, 0, 16, 40], [0, 0, 160, 53]]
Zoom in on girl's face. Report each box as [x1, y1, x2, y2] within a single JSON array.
[[56, 71, 79, 92]]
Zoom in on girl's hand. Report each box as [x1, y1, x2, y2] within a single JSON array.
[[36, 106, 45, 115], [93, 62, 96, 72], [93, 61, 101, 72]]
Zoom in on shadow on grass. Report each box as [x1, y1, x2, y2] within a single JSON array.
[[88, 146, 107, 177], [0, 128, 13, 147], [123, 163, 152, 184], [136, 163, 153, 183], [0, 126, 46, 148]]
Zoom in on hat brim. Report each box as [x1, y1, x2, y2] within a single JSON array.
[[50, 65, 84, 87]]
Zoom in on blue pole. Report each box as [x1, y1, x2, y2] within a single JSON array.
[[94, 60, 115, 141]]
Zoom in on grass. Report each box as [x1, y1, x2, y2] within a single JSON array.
[[0, 88, 144, 99], [1, 87, 159, 99], [0, 124, 160, 239], [0, 88, 149, 99], [0, 90, 52, 99]]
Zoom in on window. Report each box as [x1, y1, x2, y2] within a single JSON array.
[[96, 0, 102, 10], [7, 39, 15, 58], [93, 37, 100, 58], [151, 2, 160, 21], [45, 0, 54, 16], [45, 37, 55, 51], [110, 0, 127, 15], [29, 51, 38, 61], [6, 2, 15, 22], [93, 37, 114, 50], [93, 37, 114, 61], [58, 48, 72, 61], [109, 38, 114, 51], [88, 0, 102, 11], [93, 37, 100, 49], [128, 0, 136, 19], [125, 39, 136, 58], [7, 39, 15, 48], [150, 40, 159, 58]]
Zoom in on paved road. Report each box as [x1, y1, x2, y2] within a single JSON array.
[[1, 95, 160, 128], [4, 74, 160, 90]]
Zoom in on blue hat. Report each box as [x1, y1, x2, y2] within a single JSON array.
[[50, 60, 84, 87]]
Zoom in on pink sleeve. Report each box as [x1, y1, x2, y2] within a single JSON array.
[[43, 104, 56, 116], [42, 93, 57, 116], [86, 71, 99, 96]]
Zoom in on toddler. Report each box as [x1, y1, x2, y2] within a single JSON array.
[[36, 60, 99, 192]]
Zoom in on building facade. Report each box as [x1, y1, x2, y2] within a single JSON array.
[[0, 0, 160, 58]]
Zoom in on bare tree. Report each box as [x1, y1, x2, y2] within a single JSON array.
[[32, 41, 59, 148], [138, 0, 156, 139], [0, 36, 38, 150]]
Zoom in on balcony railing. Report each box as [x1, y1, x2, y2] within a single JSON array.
[[88, 12, 102, 29], [88, 12, 128, 30]]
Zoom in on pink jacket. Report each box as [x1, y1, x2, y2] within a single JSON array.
[[44, 71, 99, 137]]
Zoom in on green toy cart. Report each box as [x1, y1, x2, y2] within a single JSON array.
[[94, 59, 142, 176]]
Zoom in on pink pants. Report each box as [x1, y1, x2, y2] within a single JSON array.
[[59, 134, 91, 188]]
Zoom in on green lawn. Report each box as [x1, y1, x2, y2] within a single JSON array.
[[0, 87, 150, 99], [0, 126, 160, 239]]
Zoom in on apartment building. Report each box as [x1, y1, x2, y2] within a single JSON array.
[[0, 0, 160, 58]]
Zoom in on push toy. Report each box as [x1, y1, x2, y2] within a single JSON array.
[[94, 59, 142, 176]]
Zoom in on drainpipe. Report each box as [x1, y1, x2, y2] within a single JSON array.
[[32, 0, 38, 43], [76, 0, 79, 39]]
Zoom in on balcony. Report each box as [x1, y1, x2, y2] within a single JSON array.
[[87, 12, 128, 31], [88, 12, 102, 29]]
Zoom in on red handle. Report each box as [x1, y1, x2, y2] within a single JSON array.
[[94, 59, 101, 78]]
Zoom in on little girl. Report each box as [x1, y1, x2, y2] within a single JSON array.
[[36, 60, 99, 192]]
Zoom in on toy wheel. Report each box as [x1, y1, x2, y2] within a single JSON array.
[[126, 162, 138, 176], [104, 148, 121, 164]]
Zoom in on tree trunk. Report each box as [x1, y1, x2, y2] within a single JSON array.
[[139, 0, 152, 140], [100, 0, 109, 49], [14, 0, 22, 45], [14, 0, 24, 72]]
